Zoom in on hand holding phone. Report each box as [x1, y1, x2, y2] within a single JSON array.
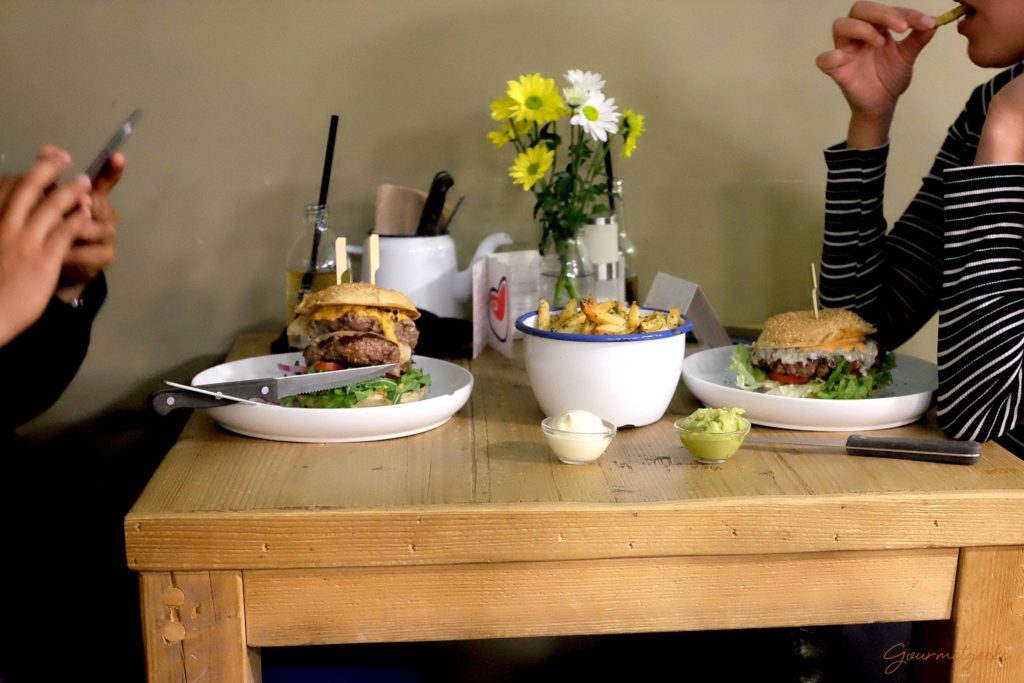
[[84, 108, 141, 184]]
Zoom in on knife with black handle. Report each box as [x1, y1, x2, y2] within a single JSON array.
[[150, 363, 398, 415], [744, 434, 981, 465], [415, 171, 454, 236]]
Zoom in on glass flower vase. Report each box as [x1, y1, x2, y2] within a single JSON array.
[[538, 232, 595, 307]]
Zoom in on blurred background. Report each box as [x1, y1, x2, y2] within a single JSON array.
[[0, 0, 983, 433]]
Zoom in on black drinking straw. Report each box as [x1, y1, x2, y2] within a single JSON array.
[[604, 147, 616, 211], [302, 114, 340, 291]]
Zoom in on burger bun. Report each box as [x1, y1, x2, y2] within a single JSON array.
[[752, 309, 876, 351]]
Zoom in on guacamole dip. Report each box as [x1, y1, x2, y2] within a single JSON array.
[[674, 408, 749, 463], [678, 407, 746, 433]]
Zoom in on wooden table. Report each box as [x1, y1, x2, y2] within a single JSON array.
[[126, 334, 1024, 682]]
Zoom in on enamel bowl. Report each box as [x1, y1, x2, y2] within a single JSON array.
[[515, 308, 693, 428]]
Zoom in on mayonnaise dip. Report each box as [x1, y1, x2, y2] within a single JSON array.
[[541, 410, 615, 464]]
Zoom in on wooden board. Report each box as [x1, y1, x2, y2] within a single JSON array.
[[127, 494, 1024, 570], [950, 546, 1024, 681], [243, 549, 958, 646], [140, 571, 259, 683]]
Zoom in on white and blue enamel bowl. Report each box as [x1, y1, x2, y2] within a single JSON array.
[[515, 308, 693, 428]]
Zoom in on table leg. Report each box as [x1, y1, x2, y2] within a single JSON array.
[[950, 545, 1024, 681], [140, 570, 260, 683]]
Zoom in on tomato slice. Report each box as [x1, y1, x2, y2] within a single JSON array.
[[313, 361, 344, 372], [769, 370, 811, 385]]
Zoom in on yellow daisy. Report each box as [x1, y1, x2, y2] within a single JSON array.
[[509, 145, 554, 191], [487, 120, 530, 148], [506, 73, 565, 124], [621, 109, 646, 158], [490, 96, 517, 122]]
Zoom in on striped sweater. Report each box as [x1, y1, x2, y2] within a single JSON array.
[[819, 62, 1024, 455]]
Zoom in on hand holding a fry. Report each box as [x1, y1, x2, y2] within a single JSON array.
[[816, 2, 937, 149]]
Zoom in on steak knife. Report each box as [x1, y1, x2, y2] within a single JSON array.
[[744, 434, 980, 465], [151, 363, 399, 415]]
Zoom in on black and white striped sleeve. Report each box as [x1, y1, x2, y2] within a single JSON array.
[[938, 165, 1024, 442], [819, 142, 942, 351], [819, 63, 1024, 447]]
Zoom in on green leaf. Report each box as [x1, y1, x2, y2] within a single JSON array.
[[729, 345, 767, 390]]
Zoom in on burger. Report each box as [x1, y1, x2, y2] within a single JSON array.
[[730, 308, 895, 399], [285, 282, 431, 408]]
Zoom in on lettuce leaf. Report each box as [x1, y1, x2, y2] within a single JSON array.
[[729, 345, 767, 389], [282, 368, 432, 408], [729, 345, 896, 400], [816, 354, 896, 400]]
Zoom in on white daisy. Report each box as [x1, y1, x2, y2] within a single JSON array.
[[570, 91, 620, 142], [562, 69, 606, 106]]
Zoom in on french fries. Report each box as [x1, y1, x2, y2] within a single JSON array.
[[935, 4, 968, 27], [535, 295, 683, 335], [537, 299, 551, 331]]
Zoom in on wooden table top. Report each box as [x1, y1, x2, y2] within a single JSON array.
[[125, 333, 1024, 571]]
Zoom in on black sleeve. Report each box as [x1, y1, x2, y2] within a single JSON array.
[[0, 274, 107, 430]]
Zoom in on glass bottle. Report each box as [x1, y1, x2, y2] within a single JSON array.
[[285, 203, 346, 334], [612, 179, 639, 304], [538, 230, 595, 306], [581, 216, 623, 302]]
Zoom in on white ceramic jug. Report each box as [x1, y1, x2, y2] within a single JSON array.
[[348, 232, 513, 317]]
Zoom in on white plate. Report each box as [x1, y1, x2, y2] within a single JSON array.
[[192, 353, 473, 443], [681, 345, 937, 432]]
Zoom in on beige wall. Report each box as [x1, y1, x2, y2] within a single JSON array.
[[1, 0, 985, 433]]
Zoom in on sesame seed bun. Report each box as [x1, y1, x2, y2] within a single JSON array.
[[752, 309, 876, 350]]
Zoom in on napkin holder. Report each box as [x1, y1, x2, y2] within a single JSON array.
[[644, 272, 731, 349]]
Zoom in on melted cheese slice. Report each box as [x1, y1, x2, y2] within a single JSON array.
[[804, 338, 869, 353], [311, 305, 409, 345]]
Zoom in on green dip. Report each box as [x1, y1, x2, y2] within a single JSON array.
[[674, 408, 749, 463]]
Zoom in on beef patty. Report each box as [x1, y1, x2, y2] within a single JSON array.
[[309, 312, 419, 349], [303, 331, 400, 367]]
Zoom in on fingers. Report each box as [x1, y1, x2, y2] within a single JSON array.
[[897, 21, 938, 63], [2, 148, 74, 229], [848, 2, 935, 33], [833, 3, 936, 50], [833, 15, 889, 51], [824, 2, 938, 79], [88, 191, 121, 226], [69, 212, 118, 246], [92, 152, 125, 194], [41, 215, 80, 264], [63, 241, 117, 274], [0, 175, 19, 214], [816, 49, 855, 75], [24, 175, 92, 239]]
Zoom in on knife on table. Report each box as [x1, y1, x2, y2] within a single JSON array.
[[415, 171, 454, 236], [150, 363, 399, 415], [744, 434, 981, 465]]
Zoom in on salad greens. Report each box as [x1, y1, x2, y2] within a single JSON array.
[[282, 368, 431, 409], [729, 345, 895, 400]]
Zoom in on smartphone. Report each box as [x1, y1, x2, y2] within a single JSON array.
[[84, 108, 141, 183]]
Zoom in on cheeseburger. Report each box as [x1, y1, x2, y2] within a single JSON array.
[[731, 308, 895, 399], [286, 282, 430, 407]]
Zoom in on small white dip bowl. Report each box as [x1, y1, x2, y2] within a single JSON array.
[[541, 414, 617, 464], [515, 308, 693, 428]]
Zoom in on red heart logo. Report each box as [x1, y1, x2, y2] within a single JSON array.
[[489, 279, 507, 322]]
